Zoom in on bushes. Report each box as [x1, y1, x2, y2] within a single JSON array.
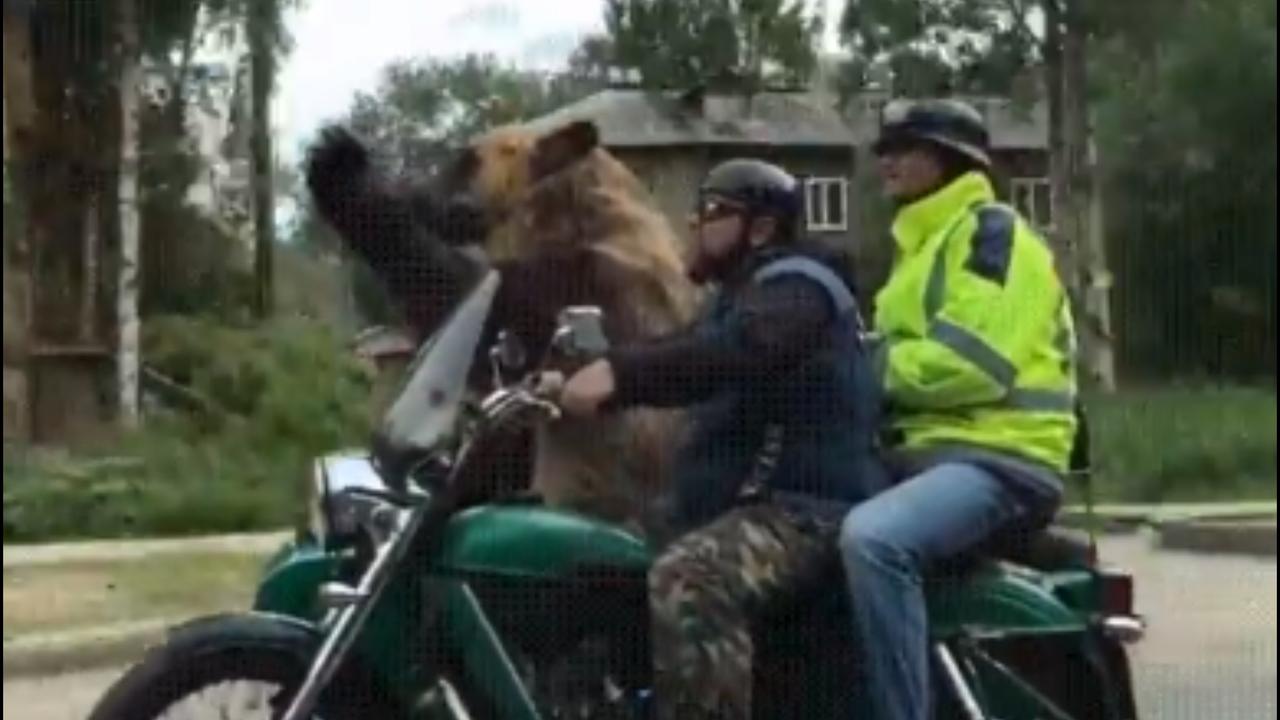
[[6, 349, 1274, 541], [4, 316, 374, 543], [1080, 385, 1277, 504]]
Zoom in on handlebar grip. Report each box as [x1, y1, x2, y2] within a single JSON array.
[[526, 371, 566, 401]]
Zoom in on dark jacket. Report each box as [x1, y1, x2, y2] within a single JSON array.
[[607, 241, 891, 531]]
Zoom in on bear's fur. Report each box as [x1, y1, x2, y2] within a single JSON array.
[[438, 120, 699, 532], [307, 119, 700, 534]]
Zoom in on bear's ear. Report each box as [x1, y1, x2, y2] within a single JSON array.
[[530, 121, 599, 181]]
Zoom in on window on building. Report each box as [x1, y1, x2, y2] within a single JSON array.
[[805, 177, 849, 232], [1011, 177, 1054, 230]]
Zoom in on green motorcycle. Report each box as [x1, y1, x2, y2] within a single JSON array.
[[88, 269, 1145, 720]]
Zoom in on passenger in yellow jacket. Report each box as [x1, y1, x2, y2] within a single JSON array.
[[838, 98, 1079, 720]]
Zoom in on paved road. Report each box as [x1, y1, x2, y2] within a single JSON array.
[[6, 534, 1276, 719], [4, 665, 129, 720], [1110, 532, 1277, 720]]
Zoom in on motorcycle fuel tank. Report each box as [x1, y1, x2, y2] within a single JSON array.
[[435, 504, 653, 580]]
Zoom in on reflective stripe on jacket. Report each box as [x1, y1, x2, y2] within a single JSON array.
[[874, 171, 1078, 472]]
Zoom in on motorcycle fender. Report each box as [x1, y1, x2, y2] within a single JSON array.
[[253, 535, 441, 712], [928, 564, 1088, 636], [254, 534, 339, 621]]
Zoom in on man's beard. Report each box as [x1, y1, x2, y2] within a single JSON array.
[[686, 229, 752, 286]]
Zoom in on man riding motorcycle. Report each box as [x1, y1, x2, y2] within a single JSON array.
[[551, 158, 889, 719], [838, 98, 1079, 720]]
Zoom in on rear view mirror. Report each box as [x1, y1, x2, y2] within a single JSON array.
[[488, 331, 528, 390], [552, 306, 609, 359], [491, 330, 528, 372]]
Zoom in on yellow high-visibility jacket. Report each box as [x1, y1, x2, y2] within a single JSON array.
[[875, 171, 1079, 472]]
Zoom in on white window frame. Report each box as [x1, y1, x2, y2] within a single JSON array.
[[1010, 176, 1056, 231], [804, 176, 849, 233]]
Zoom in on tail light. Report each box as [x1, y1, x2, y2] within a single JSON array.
[[1098, 567, 1145, 643], [1098, 568, 1135, 617]]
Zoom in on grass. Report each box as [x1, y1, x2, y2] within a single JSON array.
[[1079, 384, 1277, 504], [2, 551, 267, 639]]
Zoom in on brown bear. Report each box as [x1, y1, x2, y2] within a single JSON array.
[[307, 119, 699, 534]]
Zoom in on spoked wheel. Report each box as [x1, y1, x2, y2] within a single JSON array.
[[130, 678, 304, 720], [87, 614, 401, 720]]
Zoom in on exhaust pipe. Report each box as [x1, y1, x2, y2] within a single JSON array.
[[1101, 615, 1147, 644]]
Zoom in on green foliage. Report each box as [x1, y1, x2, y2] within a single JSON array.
[[343, 53, 601, 176], [602, 0, 823, 90], [136, 95, 258, 321], [4, 315, 372, 542], [140, 204, 256, 321], [1081, 385, 1278, 504], [1096, 0, 1277, 380], [141, 314, 371, 437], [17, 0, 301, 322], [837, 0, 1039, 96]]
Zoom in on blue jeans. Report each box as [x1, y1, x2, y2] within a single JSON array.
[[837, 462, 1034, 720]]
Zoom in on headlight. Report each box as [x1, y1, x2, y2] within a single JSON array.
[[308, 453, 406, 547], [308, 459, 330, 541]]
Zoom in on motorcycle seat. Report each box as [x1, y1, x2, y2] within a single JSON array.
[[993, 525, 1095, 571], [934, 525, 1096, 578]]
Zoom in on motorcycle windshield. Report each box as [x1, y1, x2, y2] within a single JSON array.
[[379, 270, 500, 455]]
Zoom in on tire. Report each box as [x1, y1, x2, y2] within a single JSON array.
[[975, 633, 1134, 720], [87, 612, 402, 720]]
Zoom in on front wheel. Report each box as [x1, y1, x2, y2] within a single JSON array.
[[87, 613, 401, 720]]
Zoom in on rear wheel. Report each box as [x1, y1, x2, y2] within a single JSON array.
[[87, 614, 400, 720], [945, 634, 1137, 720]]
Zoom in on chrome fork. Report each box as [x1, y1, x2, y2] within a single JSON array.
[[936, 642, 988, 720], [279, 504, 422, 720]]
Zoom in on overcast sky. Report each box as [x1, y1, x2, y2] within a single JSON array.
[[273, 0, 847, 164]]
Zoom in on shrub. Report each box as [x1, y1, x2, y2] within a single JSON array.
[[1078, 384, 1277, 503], [4, 316, 373, 542]]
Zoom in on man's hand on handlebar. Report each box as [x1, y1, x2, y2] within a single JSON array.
[[530, 370, 566, 399], [532, 359, 616, 420]]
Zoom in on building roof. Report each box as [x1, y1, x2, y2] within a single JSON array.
[[524, 89, 857, 149], [524, 88, 1049, 152]]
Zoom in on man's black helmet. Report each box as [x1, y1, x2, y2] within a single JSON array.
[[873, 98, 992, 169], [699, 159, 803, 227]]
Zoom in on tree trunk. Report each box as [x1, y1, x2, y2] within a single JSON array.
[[80, 191, 100, 342], [3, 0, 36, 331], [1043, 0, 1075, 275], [165, 6, 200, 133], [1083, 134, 1117, 389], [117, 0, 143, 427], [249, 0, 275, 318], [1062, 0, 1117, 391], [3, 0, 36, 441]]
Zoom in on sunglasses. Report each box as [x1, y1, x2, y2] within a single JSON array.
[[695, 196, 747, 223], [873, 136, 928, 158]]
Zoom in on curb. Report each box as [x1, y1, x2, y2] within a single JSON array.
[[3, 530, 293, 569], [1156, 519, 1278, 558], [1059, 502, 1277, 537], [2, 618, 174, 680]]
